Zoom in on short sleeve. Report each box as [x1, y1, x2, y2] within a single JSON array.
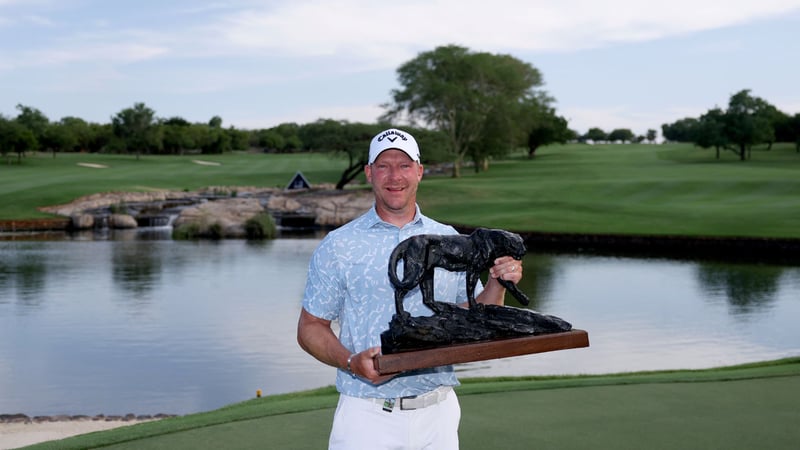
[[302, 239, 344, 321]]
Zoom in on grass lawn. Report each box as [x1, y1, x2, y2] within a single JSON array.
[[2, 143, 799, 238], [24, 358, 800, 450], [0, 152, 347, 220], [419, 142, 800, 238]]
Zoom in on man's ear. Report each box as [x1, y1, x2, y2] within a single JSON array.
[[364, 164, 373, 183]]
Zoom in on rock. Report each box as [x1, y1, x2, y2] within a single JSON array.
[[266, 196, 303, 212], [0, 413, 30, 423], [34, 186, 375, 238], [39, 191, 197, 217], [173, 198, 265, 238], [70, 213, 94, 229], [109, 214, 138, 229], [269, 189, 373, 227]]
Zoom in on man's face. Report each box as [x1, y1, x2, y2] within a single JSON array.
[[365, 149, 424, 220]]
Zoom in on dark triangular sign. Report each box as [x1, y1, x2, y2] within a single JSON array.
[[285, 171, 311, 190]]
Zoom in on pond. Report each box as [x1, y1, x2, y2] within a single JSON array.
[[1, 231, 799, 416]]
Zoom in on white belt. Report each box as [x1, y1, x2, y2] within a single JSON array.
[[370, 386, 452, 412]]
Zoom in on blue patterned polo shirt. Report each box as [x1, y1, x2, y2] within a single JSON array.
[[302, 205, 481, 398]]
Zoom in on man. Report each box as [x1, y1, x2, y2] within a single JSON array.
[[297, 128, 523, 449]]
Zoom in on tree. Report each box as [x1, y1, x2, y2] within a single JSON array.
[[521, 102, 571, 158], [255, 129, 286, 152], [383, 45, 548, 177], [661, 118, 698, 142], [271, 123, 303, 152], [111, 102, 159, 159], [299, 119, 382, 189], [199, 126, 231, 154], [646, 129, 657, 144], [757, 102, 785, 150], [695, 108, 728, 159], [0, 116, 37, 163], [584, 127, 607, 143], [59, 116, 93, 152], [608, 128, 635, 143], [161, 117, 195, 154], [227, 127, 250, 151], [15, 104, 49, 145], [773, 111, 794, 147], [723, 90, 774, 161], [88, 123, 113, 153], [41, 122, 78, 157], [787, 114, 800, 152], [209, 116, 223, 128]]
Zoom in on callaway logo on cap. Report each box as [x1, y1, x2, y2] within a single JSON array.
[[368, 128, 421, 164]]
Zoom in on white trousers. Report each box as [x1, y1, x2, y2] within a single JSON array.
[[328, 390, 461, 450]]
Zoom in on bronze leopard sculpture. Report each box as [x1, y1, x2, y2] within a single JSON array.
[[388, 228, 530, 316]]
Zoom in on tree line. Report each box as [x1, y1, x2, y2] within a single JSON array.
[[5, 43, 796, 186], [1, 45, 582, 182], [0, 103, 254, 162], [662, 89, 800, 160]]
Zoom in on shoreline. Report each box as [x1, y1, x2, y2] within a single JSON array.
[[454, 225, 800, 264], [2, 219, 800, 264], [1, 187, 799, 263]]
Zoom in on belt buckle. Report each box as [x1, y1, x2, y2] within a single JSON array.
[[382, 398, 396, 412], [399, 395, 418, 411]]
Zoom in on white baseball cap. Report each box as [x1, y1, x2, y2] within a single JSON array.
[[368, 128, 420, 164]]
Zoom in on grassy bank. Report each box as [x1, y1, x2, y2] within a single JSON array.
[[24, 358, 800, 450], [2, 143, 799, 238]]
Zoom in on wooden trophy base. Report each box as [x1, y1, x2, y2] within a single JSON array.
[[374, 329, 589, 375]]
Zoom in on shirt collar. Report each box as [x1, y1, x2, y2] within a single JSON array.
[[366, 204, 424, 229]]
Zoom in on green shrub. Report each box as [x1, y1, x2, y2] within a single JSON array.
[[172, 221, 226, 239], [208, 222, 223, 240], [109, 202, 128, 214], [171, 223, 202, 240], [245, 213, 277, 240]]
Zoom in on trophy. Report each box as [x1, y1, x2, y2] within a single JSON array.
[[374, 228, 589, 374]]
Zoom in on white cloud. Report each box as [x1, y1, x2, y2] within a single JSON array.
[[210, 0, 800, 67], [24, 14, 54, 26], [6, 1, 800, 74]]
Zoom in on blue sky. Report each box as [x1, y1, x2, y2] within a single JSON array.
[[1, 0, 799, 137]]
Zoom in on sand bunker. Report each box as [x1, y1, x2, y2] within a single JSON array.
[[192, 160, 222, 166], [77, 163, 109, 169], [0, 419, 153, 448]]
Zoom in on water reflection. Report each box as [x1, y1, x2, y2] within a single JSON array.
[[0, 243, 48, 308], [111, 241, 166, 300], [512, 252, 560, 311], [696, 262, 783, 315]]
